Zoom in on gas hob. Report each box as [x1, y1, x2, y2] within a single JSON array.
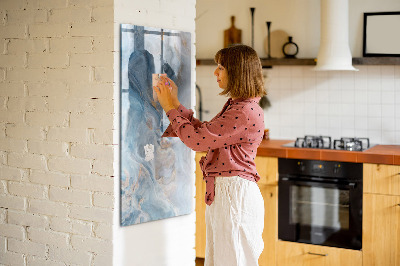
[[282, 135, 375, 151]]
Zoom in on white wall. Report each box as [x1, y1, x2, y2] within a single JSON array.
[[196, 0, 400, 145], [0, 0, 115, 265], [113, 1, 197, 266], [196, 0, 400, 58]]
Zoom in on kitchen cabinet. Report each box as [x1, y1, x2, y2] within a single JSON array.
[[276, 241, 362, 266], [254, 156, 278, 186], [195, 152, 207, 258], [195, 156, 400, 265], [363, 163, 400, 196], [195, 154, 279, 266], [255, 156, 278, 266], [363, 193, 400, 266], [363, 164, 400, 266], [259, 184, 278, 266]]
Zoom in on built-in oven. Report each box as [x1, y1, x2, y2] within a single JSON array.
[[278, 158, 363, 250]]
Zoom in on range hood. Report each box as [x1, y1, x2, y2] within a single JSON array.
[[314, 0, 358, 71]]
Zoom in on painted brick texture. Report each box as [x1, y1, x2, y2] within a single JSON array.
[[0, 0, 114, 265]]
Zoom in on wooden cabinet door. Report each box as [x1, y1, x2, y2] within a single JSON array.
[[259, 185, 278, 266], [255, 156, 278, 186], [277, 241, 362, 266], [363, 193, 400, 266], [364, 164, 400, 196], [195, 152, 207, 258]]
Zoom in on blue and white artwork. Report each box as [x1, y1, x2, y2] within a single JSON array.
[[120, 24, 193, 226]]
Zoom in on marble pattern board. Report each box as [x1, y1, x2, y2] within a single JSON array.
[[120, 24, 193, 226]]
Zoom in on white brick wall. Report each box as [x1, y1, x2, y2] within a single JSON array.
[[0, 0, 114, 265]]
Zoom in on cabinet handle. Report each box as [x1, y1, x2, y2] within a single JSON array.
[[307, 252, 328, 256], [397, 204, 400, 207]]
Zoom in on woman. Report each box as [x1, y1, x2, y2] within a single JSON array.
[[154, 44, 266, 266]]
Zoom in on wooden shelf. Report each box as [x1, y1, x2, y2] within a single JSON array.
[[196, 57, 400, 67], [260, 58, 316, 67], [195, 58, 315, 67], [352, 57, 400, 65]]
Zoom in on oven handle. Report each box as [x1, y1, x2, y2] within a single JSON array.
[[280, 177, 357, 189]]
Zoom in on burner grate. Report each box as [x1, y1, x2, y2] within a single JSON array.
[[295, 135, 332, 149], [333, 137, 370, 151]]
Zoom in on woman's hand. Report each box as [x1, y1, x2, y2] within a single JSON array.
[[153, 79, 175, 113], [160, 76, 180, 108]]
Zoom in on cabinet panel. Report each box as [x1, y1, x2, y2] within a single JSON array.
[[364, 164, 400, 196], [195, 152, 207, 258], [255, 156, 278, 186], [277, 241, 362, 266], [363, 193, 400, 266], [259, 185, 278, 266]]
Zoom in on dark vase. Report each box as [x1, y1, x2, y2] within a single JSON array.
[[282, 36, 299, 58]]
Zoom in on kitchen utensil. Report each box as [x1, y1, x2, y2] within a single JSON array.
[[224, 16, 242, 48], [266, 21, 272, 58], [250, 7, 255, 48]]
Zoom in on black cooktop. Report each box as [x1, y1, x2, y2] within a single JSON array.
[[282, 135, 375, 151]]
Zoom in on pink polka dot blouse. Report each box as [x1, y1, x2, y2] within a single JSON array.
[[162, 97, 265, 205]]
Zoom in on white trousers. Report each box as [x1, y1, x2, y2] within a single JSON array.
[[205, 176, 264, 266]]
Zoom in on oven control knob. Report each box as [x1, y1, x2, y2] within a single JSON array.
[[297, 161, 305, 171], [334, 167, 339, 174], [334, 164, 341, 174]]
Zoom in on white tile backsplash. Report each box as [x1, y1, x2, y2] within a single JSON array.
[[341, 104, 355, 116], [382, 79, 395, 91], [381, 66, 395, 77], [367, 104, 382, 118], [395, 66, 400, 78], [354, 105, 367, 118], [395, 118, 400, 131], [341, 89, 355, 104], [367, 91, 381, 105], [382, 117, 396, 131], [316, 89, 329, 103], [196, 65, 400, 144], [382, 105, 395, 118], [382, 91, 395, 104], [355, 117, 368, 131]]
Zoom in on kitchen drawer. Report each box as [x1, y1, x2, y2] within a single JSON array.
[[364, 164, 400, 196], [276, 241, 362, 266]]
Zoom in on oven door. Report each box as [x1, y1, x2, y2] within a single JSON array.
[[278, 176, 362, 250]]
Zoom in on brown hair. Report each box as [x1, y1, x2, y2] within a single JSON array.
[[214, 44, 266, 99]]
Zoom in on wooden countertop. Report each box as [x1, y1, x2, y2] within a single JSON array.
[[256, 139, 400, 165]]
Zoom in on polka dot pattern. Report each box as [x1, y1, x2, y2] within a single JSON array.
[[161, 97, 265, 205]]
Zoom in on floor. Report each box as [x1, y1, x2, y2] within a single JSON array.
[[195, 257, 205, 266]]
